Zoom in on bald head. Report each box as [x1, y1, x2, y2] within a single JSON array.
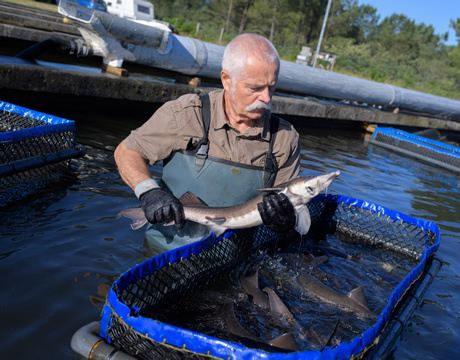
[[221, 34, 280, 81]]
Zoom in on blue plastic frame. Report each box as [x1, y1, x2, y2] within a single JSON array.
[[371, 127, 460, 157], [0, 100, 75, 143], [100, 194, 440, 360]]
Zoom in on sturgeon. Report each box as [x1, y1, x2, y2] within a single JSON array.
[[221, 302, 300, 352], [119, 171, 340, 236], [297, 272, 374, 315], [239, 268, 270, 309]]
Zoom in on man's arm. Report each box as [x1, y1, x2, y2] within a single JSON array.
[[114, 141, 186, 228], [114, 141, 152, 191]]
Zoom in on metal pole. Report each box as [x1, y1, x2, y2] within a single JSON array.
[[313, 0, 332, 68]]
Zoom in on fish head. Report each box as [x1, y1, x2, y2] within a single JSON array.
[[286, 171, 340, 205]]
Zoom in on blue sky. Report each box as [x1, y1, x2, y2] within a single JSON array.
[[357, 0, 459, 45]]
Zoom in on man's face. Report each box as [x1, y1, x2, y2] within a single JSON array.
[[222, 57, 279, 123]]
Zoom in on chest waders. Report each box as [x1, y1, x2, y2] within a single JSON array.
[[144, 94, 280, 255]]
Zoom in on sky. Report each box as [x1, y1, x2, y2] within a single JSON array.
[[356, 0, 459, 46]]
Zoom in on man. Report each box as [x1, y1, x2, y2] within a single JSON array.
[[114, 33, 301, 255]]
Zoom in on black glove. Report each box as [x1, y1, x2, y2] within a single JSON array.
[[140, 188, 186, 229], [257, 193, 296, 233]]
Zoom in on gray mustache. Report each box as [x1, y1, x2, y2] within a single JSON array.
[[246, 101, 271, 112]]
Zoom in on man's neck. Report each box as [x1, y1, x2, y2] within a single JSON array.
[[223, 92, 260, 133]]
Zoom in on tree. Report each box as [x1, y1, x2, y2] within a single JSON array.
[[450, 18, 460, 43]]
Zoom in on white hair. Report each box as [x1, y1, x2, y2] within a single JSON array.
[[222, 33, 280, 90]]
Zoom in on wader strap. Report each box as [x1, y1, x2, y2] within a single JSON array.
[[195, 94, 211, 172], [262, 115, 280, 185], [194, 93, 280, 180]]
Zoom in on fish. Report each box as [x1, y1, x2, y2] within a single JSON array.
[[239, 268, 270, 309], [263, 287, 297, 327], [297, 272, 373, 315], [262, 286, 339, 347], [304, 243, 361, 262], [118, 171, 340, 237], [221, 302, 300, 352]]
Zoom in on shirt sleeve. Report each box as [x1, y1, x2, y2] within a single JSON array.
[[123, 94, 204, 165], [272, 120, 301, 186]]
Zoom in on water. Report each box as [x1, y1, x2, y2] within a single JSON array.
[[0, 110, 459, 359], [165, 241, 412, 352]]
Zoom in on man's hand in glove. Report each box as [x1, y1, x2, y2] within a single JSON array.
[[140, 188, 186, 229], [257, 193, 296, 233]]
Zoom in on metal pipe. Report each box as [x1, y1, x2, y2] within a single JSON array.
[[59, 2, 460, 121], [71, 321, 136, 360], [313, 0, 332, 68]]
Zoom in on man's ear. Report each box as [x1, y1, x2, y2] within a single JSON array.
[[221, 70, 232, 92]]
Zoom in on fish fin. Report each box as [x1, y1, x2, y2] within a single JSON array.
[[302, 252, 315, 262], [349, 252, 361, 262], [325, 319, 340, 346], [240, 268, 259, 291], [118, 208, 148, 230], [314, 255, 328, 265], [263, 287, 295, 323], [268, 332, 299, 352], [205, 216, 227, 225], [294, 205, 311, 235], [207, 225, 227, 237], [179, 191, 207, 206], [347, 286, 370, 310]]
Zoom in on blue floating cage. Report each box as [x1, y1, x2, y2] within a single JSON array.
[[0, 101, 86, 206], [370, 127, 460, 174], [72, 194, 441, 360]]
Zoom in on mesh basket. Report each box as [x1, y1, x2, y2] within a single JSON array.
[[369, 127, 460, 173], [0, 101, 86, 206], [99, 194, 440, 360]]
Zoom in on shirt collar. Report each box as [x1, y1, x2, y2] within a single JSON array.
[[213, 90, 272, 141]]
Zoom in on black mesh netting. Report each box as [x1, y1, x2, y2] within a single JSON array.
[[102, 198, 437, 359], [0, 108, 77, 206]]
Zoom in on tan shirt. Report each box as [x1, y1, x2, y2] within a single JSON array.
[[124, 89, 301, 186]]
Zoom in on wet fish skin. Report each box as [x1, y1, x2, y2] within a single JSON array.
[[262, 286, 336, 347], [239, 268, 270, 309], [118, 171, 340, 236], [304, 244, 361, 262], [263, 287, 296, 327], [221, 302, 300, 352], [297, 272, 373, 315]]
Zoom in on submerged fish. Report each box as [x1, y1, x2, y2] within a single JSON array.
[[263, 286, 339, 347], [118, 171, 340, 237], [263, 287, 297, 327], [239, 268, 270, 309], [297, 272, 373, 315], [221, 302, 300, 352]]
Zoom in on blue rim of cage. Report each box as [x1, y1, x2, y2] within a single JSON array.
[[0, 100, 86, 179], [370, 127, 460, 156], [0, 100, 76, 142], [99, 194, 440, 360]]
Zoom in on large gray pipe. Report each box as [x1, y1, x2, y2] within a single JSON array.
[[59, 1, 460, 121], [129, 35, 460, 121]]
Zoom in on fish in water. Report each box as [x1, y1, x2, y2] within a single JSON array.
[[118, 171, 340, 236], [262, 286, 340, 347], [304, 243, 361, 262], [297, 272, 374, 315], [239, 268, 270, 309], [221, 302, 300, 352], [263, 287, 297, 327]]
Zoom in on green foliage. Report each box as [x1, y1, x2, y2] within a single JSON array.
[[151, 0, 460, 101]]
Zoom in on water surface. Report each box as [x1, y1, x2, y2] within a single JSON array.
[[0, 112, 458, 359]]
